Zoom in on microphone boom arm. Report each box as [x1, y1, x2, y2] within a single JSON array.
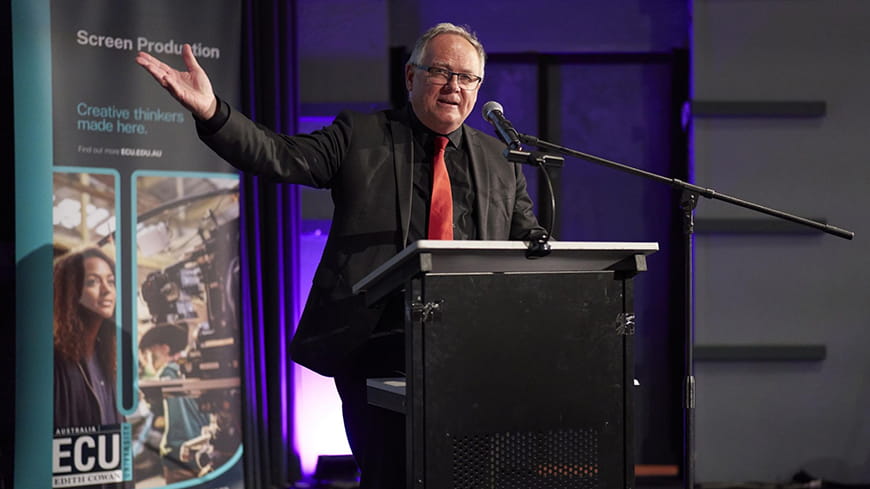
[[518, 133, 854, 240]]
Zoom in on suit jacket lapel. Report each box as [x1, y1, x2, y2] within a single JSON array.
[[390, 113, 414, 247], [464, 125, 491, 239]]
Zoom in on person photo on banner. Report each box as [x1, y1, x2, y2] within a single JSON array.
[[53, 246, 124, 430], [138, 323, 211, 484], [53, 246, 132, 489]]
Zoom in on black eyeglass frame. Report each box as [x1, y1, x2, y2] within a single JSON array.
[[411, 63, 483, 90]]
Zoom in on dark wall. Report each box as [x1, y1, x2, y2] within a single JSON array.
[[692, 0, 870, 483]]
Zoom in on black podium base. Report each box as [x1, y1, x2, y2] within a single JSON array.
[[354, 240, 655, 489]]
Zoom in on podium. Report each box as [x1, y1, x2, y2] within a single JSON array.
[[353, 240, 658, 489]]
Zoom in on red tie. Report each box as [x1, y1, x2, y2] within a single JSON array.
[[428, 135, 453, 240]]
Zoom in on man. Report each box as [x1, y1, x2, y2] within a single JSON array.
[[137, 22, 544, 488]]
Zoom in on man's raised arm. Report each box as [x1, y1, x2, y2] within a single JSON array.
[[136, 43, 218, 120]]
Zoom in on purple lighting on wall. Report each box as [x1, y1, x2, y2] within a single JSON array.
[[292, 115, 351, 476], [276, 186, 290, 445], [293, 224, 351, 476]]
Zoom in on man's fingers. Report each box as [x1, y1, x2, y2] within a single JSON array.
[[143, 65, 172, 89], [181, 44, 202, 74], [136, 51, 166, 72], [140, 65, 169, 87], [136, 53, 170, 82], [136, 57, 177, 92]]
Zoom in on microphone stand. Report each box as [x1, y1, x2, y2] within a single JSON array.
[[515, 131, 854, 489], [503, 148, 564, 258]]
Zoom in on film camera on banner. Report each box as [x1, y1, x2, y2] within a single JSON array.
[[138, 186, 242, 476]]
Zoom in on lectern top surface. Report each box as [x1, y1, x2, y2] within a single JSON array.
[[406, 239, 658, 253], [353, 240, 658, 295]]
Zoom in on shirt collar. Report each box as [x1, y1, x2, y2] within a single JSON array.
[[407, 105, 464, 149]]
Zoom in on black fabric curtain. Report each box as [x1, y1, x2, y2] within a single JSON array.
[[239, 1, 302, 488], [1, 3, 15, 489]]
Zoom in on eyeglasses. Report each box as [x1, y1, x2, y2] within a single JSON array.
[[413, 64, 482, 90]]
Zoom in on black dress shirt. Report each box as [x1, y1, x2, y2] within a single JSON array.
[[404, 107, 479, 242]]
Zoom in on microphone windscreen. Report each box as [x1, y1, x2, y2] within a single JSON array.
[[481, 100, 504, 121]]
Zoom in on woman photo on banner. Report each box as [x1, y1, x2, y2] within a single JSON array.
[[53, 246, 125, 430]]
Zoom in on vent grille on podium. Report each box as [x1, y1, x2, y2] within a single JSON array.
[[451, 429, 600, 489]]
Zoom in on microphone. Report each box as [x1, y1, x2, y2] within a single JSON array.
[[481, 101, 522, 150]]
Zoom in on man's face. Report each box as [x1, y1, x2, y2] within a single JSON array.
[[406, 33, 482, 135], [145, 344, 171, 371]]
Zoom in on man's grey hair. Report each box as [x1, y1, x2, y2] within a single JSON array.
[[407, 23, 486, 78]]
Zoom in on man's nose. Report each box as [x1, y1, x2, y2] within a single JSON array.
[[442, 74, 461, 90]]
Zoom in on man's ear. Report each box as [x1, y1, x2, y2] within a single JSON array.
[[405, 64, 415, 93]]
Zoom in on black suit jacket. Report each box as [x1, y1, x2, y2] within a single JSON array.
[[200, 104, 543, 376]]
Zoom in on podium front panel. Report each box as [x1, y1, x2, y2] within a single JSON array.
[[406, 270, 634, 489]]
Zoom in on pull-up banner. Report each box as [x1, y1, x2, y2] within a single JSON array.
[[14, 1, 244, 488]]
